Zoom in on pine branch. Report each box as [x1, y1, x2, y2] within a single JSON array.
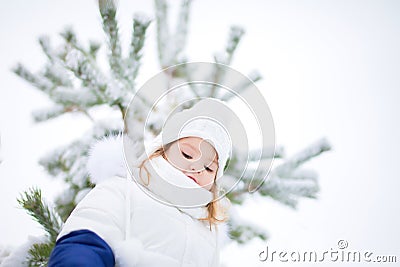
[[60, 28, 98, 61], [220, 70, 262, 101], [89, 41, 101, 58], [228, 208, 269, 244], [214, 25, 245, 66], [209, 63, 227, 98], [172, 0, 191, 62], [60, 27, 77, 46], [126, 14, 151, 87], [226, 138, 331, 207], [62, 48, 103, 93], [51, 86, 100, 107], [59, 28, 128, 114], [38, 36, 55, 63], [229, 224, 268, 244], [130, 14, 151, 65], [12, 63, 53, 93], [274, 138, 331, 178], [13, 61, 96, 122], [17, 188, 63, 243], [98, 0, 124, 80], [154, 0, 170, 67], [27, 242, 54, 267], [43, 64, 73, 88], [32, 104, 66, 123], [154, 0, 192, 68], [39, 34, 79, 89], [257, 176, 320, 207], [55, 179, 94, 221], [211, 26, 245, 97], [65, 51, 129, 111], [225, 26, 245, 64], [39, 120, 122, 180], [247, 145, 283, 161]]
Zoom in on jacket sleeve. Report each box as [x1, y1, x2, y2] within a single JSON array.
[[48, 230, 115, 267], [51, 177, 128, 265], [57, 176, 127, 246]]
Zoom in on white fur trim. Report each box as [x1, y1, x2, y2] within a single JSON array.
[[87, 135, 126, 184], [216, 222, 231, 248]]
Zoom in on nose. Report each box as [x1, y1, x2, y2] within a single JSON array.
[[190, 164, 201, 173]]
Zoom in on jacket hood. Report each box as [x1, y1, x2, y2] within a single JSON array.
[[87, 134, 213, 208]]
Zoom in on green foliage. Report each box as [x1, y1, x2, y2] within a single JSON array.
[[17, 188, 62, 243], [230, 224, 268, 244], [17, 188, 62, 266], [27, 243, 54, 267]]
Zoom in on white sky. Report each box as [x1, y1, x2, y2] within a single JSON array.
[[1, 0, 399, 266]]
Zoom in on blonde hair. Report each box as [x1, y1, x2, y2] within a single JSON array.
[[138, 142, 230, 230]]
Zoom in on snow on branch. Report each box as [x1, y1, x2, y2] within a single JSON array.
[[12, 63, 53, 93], [126, 13, 152, 87], [228, 206, 269, 244], [98, 0, 123, 81], [274, 138, 331, 178], [154, 0, 192, 68], [225, 138, 330, 208], [32, 104, 66, 123], [154, 0, 170, 67], [173, 0, 192, 62]]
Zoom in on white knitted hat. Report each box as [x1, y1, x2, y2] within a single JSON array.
[[140, 98, 232, 179]]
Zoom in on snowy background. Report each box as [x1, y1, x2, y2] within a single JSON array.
[[1, 0, 399, 266]]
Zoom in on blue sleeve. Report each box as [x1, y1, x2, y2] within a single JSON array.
[[48, 229, 115, 267]]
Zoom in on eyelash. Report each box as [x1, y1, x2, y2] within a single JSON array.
[[181, 151, 192, 159], [205, 166, 213, 172], [181, 151, 214, 172]]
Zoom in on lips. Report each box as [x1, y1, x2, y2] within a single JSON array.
[[186, 175, 197, 183]]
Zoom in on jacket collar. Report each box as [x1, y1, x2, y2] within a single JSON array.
[[130, 156, 213, 220]]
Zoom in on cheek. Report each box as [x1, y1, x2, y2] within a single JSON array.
[[203, 173, 215, 185], [202, 175, 215, 190]]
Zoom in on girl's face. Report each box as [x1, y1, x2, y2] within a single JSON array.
[[164, 137, 218, 191]]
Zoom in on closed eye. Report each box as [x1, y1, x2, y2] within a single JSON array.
[[181, 151, 193, 159], [205, 166, 214, 172]]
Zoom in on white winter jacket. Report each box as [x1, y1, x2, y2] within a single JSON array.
[[57, 136, 230, 267]]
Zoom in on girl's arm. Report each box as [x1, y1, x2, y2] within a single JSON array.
[[48, 176, 127, 266], [48, 229, 114, 267]]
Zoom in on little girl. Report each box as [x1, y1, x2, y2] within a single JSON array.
[[48, 99, 232, 267]]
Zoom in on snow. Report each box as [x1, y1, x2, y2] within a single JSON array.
[[0, 235, 46, 267], [133, 12, 152, 26], [64, 50, 80, 71], [1, 1, 400, 267]]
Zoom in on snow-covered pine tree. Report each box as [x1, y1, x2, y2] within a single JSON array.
[[2, 0, 331, 265]]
